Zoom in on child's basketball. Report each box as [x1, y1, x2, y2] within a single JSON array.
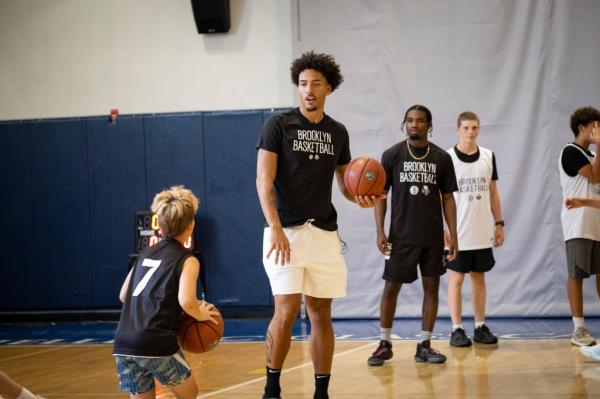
[[177, 310, 224, 353], [344, 157, 387, 196]]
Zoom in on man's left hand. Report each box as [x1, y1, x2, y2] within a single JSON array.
[[355, 194, 387, 208]]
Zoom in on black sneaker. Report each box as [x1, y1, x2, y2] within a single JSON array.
[[367, 340, 393, 366], [414, 340, 447, 363], [473, 325, 498, 344], [450, 328, 472, 347], [262, 395, 281, 399]]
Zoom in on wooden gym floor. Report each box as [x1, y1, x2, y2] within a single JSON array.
[[1, 339, 600, 398]]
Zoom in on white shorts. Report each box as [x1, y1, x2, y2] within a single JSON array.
[[262, 221, 347, 298]]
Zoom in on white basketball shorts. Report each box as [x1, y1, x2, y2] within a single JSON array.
[[262, 220, 347, 298]]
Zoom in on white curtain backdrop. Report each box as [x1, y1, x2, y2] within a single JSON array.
[[293, 0, 600, 317]]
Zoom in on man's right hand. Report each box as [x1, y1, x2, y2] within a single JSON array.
[[377, 233, 391, 256], [267, 226, 291, 265]]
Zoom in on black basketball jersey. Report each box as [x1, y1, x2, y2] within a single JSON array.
[[256, 108, 352, 231], [113, 237, 194, 357]]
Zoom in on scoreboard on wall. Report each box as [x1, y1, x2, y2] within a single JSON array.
[[134, 211, 193, 253]]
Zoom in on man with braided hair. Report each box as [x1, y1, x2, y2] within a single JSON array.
[[368, 104, 458, 366], [256, 51, 383, 399]]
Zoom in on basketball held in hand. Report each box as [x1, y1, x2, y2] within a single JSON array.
[[343, 157, 386, 196], [177, 310, 224, 353]]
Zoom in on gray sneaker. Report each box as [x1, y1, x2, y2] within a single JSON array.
[[571, 327, 596, 347]]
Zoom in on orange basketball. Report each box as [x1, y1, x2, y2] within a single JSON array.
[[344, 157, 387, 196], [177, 310, 224, 353]]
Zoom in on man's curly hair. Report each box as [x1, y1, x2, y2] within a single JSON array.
[[570, 106, 600, 136], [290, 51, 343, 92]]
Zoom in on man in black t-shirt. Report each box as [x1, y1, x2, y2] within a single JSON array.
[[256, 52, 384, 399], [367, 105, 458, 366]]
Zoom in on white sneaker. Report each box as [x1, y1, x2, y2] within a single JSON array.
[[571, 327, 596, 347], [581, 344, 600, 361]]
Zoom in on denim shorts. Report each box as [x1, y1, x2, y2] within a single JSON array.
[[114, 349, 191, 393]]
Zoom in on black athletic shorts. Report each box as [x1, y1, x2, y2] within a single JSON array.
[[383, 244, 446, 284], [446, 248, 495, 273]]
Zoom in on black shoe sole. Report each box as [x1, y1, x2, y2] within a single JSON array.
[[367, 356, 392, 366], [473, 340, 499, 345], [450, 340, 472, 347], [414, 356, 447, 364]]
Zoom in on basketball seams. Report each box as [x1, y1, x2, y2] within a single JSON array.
[[344, 157, 385, 196], [344, 158, 358, 196], [356, 158, 369, 196], [179, 314, 224, 353], [192, 322, 206, 352], [180, 318, 198, 352], [205, 320, 224, 337]]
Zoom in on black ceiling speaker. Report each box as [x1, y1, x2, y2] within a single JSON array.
[[191, 0, 231, 34]]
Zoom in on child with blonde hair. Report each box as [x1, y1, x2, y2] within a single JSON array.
[[113, 186, 219, 399]]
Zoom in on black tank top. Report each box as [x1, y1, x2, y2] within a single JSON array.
[[113, 237, 193, 356]]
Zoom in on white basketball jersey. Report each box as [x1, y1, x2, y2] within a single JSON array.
[[448, 146, 495, 250], [559, 144, 600, 241]]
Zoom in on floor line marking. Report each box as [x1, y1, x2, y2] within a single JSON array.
[[196, 341, 375, 398], [0, 346, 66, 362]]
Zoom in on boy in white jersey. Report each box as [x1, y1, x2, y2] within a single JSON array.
[[559, 107, 600, 347], [446, 112, 504, 347], [566, 183, 600, 361]]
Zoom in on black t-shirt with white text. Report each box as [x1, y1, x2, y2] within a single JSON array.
[[382, 140, 458, 247], [256, 108, 352, 231]]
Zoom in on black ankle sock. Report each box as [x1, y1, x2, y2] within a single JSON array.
[[264, 366, 281, 397], [314, 374, 330, 399]]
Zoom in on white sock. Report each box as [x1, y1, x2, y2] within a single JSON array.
[[452, 324, 464, 331], [17, 388, 37, 399], [573, 317, 585, 330], [380, 327, 392, 342], [420, 330, 432, 342], [475, 321, 485, 328]]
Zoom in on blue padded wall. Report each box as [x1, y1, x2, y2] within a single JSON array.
[[86, 117, 146, 307], [203, 111, 272, 307], [143, 114, 207, 299], [0, 123, 35, 310], [0, 109, 290, 312], [143, 114, 205, 204], [30, 120, 92, 309]]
